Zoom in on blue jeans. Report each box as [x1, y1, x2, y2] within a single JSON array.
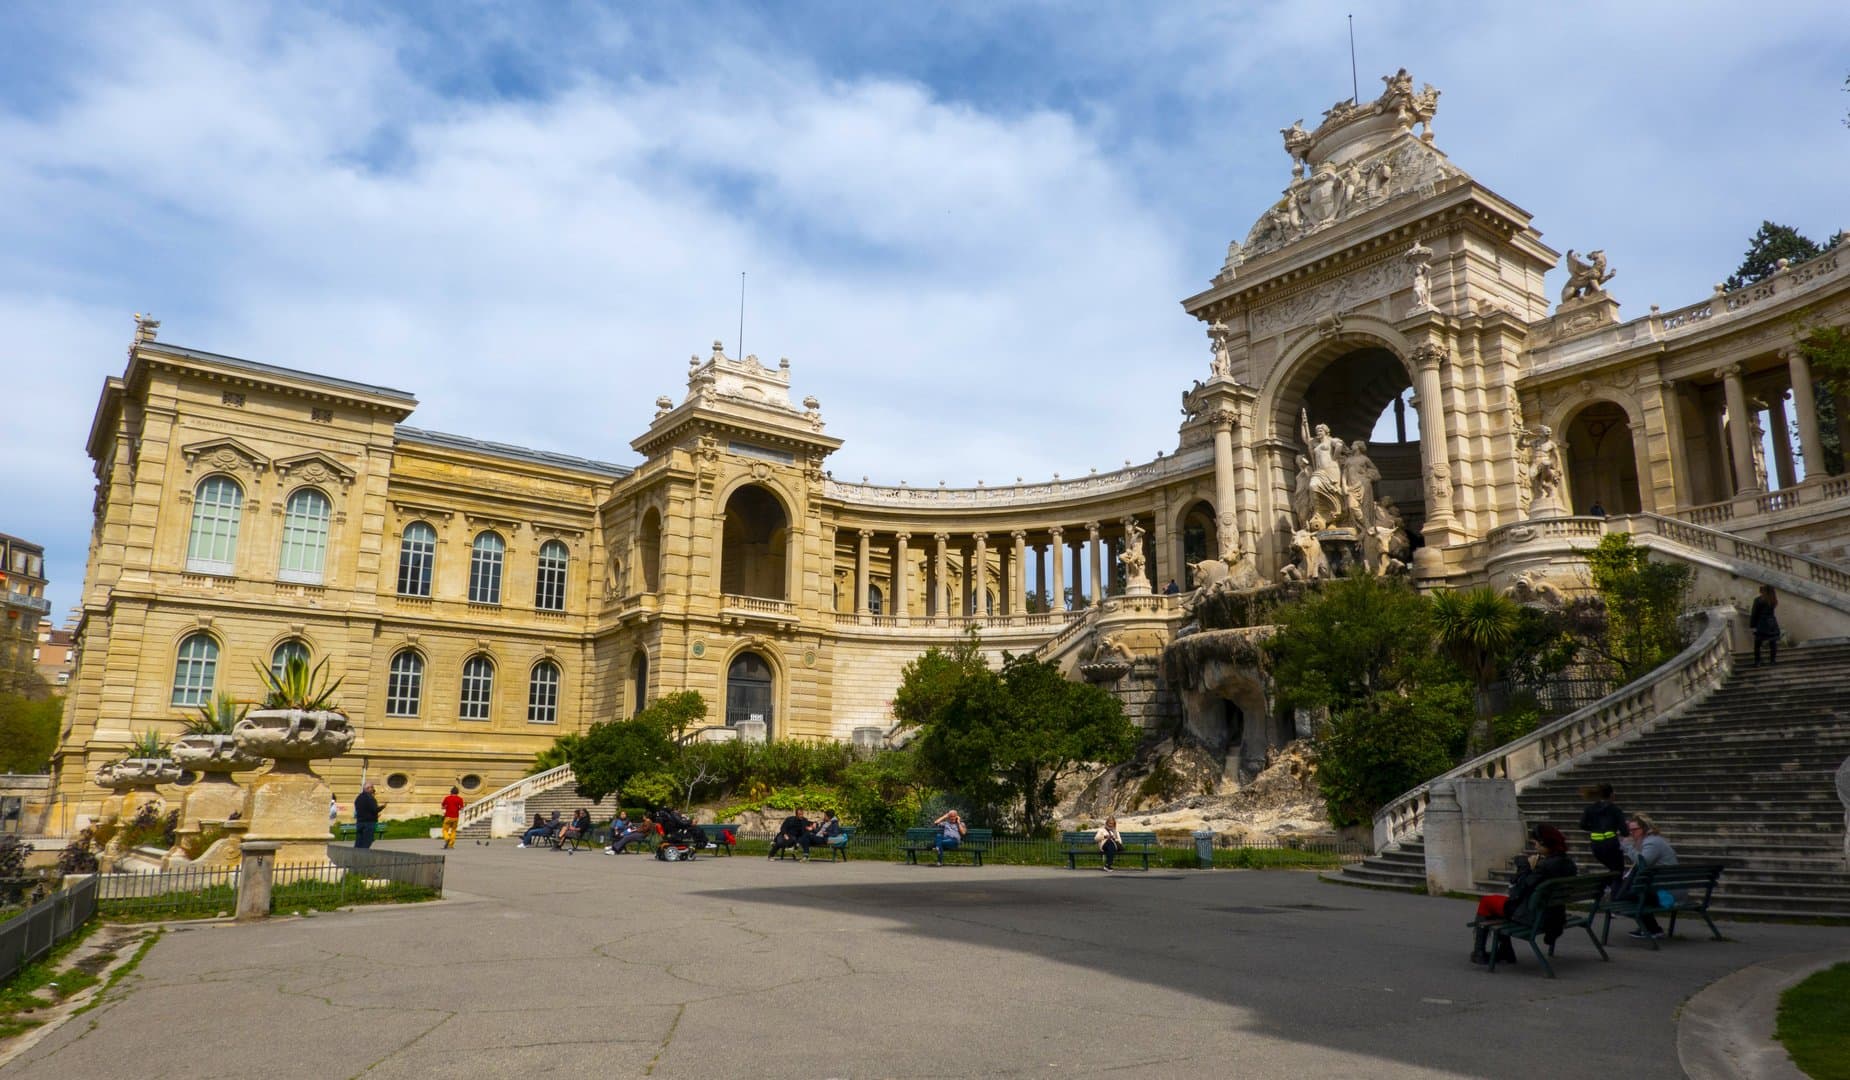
[[934, 836, 960, 861], [355, 822, 376, 849]]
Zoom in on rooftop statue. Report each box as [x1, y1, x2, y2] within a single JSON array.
[[1560, 249, 1617, 304]]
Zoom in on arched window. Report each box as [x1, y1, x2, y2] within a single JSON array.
[[396, 522, 436, 597], [725, 651, 774, 733], [468, 532, 504, 604], [460, 655, 495, 720], [278, 489, 332, 584], [185, 476, 244, 575], [535, 540, 568, 611], [630, 651, 648, 717], [719, 485, 788, 599], [868, 584, 884, 615], [528, 660, 561, 724], [171, 633, 219, 707], [385, 651, 423, 717], [270, 639, 310, 680]]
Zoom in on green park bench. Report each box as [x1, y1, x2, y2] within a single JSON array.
[[902, 827, 993, 866], [1601, 863, 1727, 949], [772, 827, 856, 862], [1060, 830, 1160, 870], [1468, 873, 1616, 978]]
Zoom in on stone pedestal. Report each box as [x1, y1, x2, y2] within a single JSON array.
[[1421, 778, 1526, 895], [1837, 757, 1850, 871], [850, 726, 885, 752], [734, 718, 768, 744], [236, 841, 279, 920], [240, 760, 334, 865], [179, 774, 246, 826]]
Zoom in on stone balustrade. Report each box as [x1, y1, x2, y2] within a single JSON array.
[[458, 763, 572, 832], [823, 445, 1213, 509], [1374, 607, 1735, 853], [1484, 515, 1605, 555], [1636, 513, 1850, 598], [720, 594, 797, 617]]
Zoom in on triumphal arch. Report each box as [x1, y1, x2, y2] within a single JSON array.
[[42, 70, 1850, 829]]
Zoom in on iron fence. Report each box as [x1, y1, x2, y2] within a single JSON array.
[[96, 865, 239, 920], [0, 875, 97, 982], [721, 831, 1367, 868], [95, 849, 444, 921]]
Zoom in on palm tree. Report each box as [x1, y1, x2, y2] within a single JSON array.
[[1429, 587, 1521, 753]]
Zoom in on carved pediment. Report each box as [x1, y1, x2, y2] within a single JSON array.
[[180, 437, 269, 475], [273, 452, 356, 488]]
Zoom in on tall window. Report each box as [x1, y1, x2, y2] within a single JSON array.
[[535, 540, 568, 611], [469, 532, 504, 604], [528, 661, 561, 724], [185, 476, 243, 574], [460, 655, 495, 720], [278, 489, 332, 584], [385, 651, 423, 716], [397, 522, 436, 597], [171, 633, 219, 707], [270, 639, 310, 680]]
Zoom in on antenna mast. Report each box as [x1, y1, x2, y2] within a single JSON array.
[[737, 272, 746, 359], [1348, 15, 1359, 103]]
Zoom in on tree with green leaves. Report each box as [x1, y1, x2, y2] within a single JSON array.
[[564, 691, 705, 803], [1428, 587, 1522, 753], [0, 693, 62, 773], [890, 626, 989, 730], [1797, 320, 1850, 476], [1583, 533, 1692, 678], [909, 651, 1137, 834], [1725, 222, 1844, 291]]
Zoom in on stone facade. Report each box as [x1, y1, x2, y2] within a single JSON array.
[[44, 71, 1850, 830]]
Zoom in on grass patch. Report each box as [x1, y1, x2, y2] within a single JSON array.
[[72, 930, 161, 1018], [0, 920, 104, 1034], [1777, 961, 1850, 1080], [100, 874, 439, 923]]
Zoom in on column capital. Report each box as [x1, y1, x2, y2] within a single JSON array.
[[857, 528, 874, 540], [1779, 346, 1796, 361], [1206, 408, 1238, 431], [1010, 529, 1027, 543], [1084, 521, 1100, 536], [894, 531, 911, 543], [1411, 342, 1448, 370], [971, 532, 988, 543], [1714, 363, 1743, 380], [932, 532, 950, 544], [1048, 525, 1065, 539]]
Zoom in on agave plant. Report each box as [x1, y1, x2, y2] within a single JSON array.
[[253, 654, 345, 714], [128, 728, 172, 760], [181, 691, 249, 736]]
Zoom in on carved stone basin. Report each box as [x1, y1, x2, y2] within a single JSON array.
[[171, 733, 264, 773], [233, 709, 356, 761], [112, 757, 182, 786], [1078, 658, 1134, 684]]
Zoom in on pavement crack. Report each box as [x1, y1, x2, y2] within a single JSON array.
[[643, 1002, 686, 1076]]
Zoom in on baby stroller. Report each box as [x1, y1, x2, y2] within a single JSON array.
[[647, 808, 708, 861]]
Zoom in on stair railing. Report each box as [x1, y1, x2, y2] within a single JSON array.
[[1372, 606, 1735, 853], [1628, 513, 1850, 601], [457, 763, 576, 832]]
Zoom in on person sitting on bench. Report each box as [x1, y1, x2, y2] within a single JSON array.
[[1469, 824, 1578, 965], [559, 808, 592, 847], [800, 811, 844, 859], [768, 808, 812, 859], [1614, 813, 1679, 940], [1095, 816, 1124, 872], [605, 812, 646, 854], [519, 811, 561, 848], [931, 809, 966, 866]]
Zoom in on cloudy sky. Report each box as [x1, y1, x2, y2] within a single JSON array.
[[4, 1, 1847, 619]]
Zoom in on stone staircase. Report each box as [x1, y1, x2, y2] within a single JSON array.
[[455, 770, 616, 841], [1333, 642, 1850, 915]]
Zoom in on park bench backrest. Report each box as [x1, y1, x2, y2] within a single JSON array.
[[1120, 832, 1159, 847], [1061, 831, 1160, 847], [1633, 863, 1724, 898], [1535, 874, 1616, 910], [904, 828, 937, 845], [962, 829, 994, 849]]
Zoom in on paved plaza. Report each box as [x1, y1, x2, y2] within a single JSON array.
[[7, 841, 1845, 1079]]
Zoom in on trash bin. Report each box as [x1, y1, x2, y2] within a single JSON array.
[[1192, 829, 1215, 869]]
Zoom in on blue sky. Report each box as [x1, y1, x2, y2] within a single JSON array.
[[3, 1, 1847, 621]]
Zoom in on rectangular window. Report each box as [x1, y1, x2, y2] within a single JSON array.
[[397, 527, 436, 596], [459, 660, 494, 721]]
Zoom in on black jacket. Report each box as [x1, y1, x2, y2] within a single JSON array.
[[1749, 597, 1780, 639], [1578, 801, 1625, 842], [1508, 851, 1579, 940], [354, 791, 381, 824], [776, 815, 811, 840]]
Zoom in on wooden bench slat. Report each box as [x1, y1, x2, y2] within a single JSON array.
[[1466, 873, 1618, 978]]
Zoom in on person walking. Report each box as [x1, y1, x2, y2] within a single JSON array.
[[440, 786, 464, 849], [1749, 584, 1780, 666], [1577, 783, 1626, 883], [353, 782, 383, 849]]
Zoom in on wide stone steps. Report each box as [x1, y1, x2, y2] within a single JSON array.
[[456, 784, 615, 840], [1332, 641, 1850, 916]]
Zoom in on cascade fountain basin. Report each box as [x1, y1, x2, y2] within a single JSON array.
[[233, 709, 356, 760], [172, 733, 265, 773]]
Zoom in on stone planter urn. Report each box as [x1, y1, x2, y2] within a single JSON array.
[[1078, 657, 1133, 684], [92, 762, 131, 824], [233, 709, 356, 864], [171, 733, 264, 826], [112, 757, 181, 820]]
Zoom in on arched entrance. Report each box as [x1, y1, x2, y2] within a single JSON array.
[[638, 509, 662, 593], [721, 485, 789, 599], [1563, 400, 1642, 515], [1269, 339, 1425, 553], [725, 651, 775, 734], [1178, 500, 1216, 587]]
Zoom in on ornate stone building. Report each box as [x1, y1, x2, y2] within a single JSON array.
[[46, 71, 1850, 829]]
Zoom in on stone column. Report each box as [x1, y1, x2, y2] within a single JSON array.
[[1087, 522, 1103, 606], [1411, 343, 1461, 567], [971, 533, 988, 616], [1659, 379, 1691, 508], [892, 533, 909, 620], [1786, 348, 1828, 482], [1048, 527, 1065, 612], [1036, 540, 1049, 611], [1010, 531, 1027, 616], [854, 529, 872, 615], [1769, 395, 1797, 489], [1234, 417, 1260, 556], [932, 533, 949, 620], [1210, 409, 1238, 558], [1719, 364, 1760, 495], [1071, 538, 1086, 605]]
